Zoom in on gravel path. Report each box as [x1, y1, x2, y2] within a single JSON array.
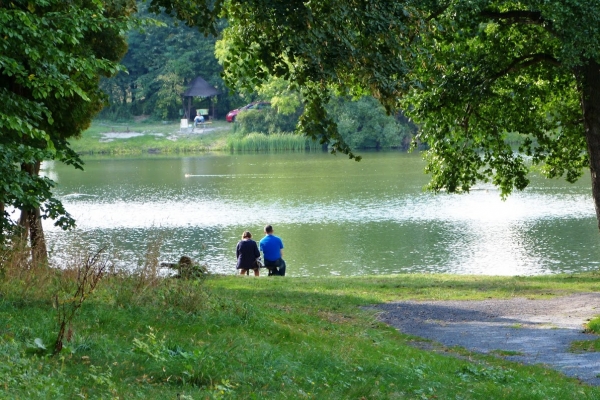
[[374, 293, 600, 385]]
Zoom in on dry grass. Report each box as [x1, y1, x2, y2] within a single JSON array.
[[0, 239, 58, 301]]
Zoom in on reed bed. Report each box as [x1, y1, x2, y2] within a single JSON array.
[[227, 132, 322, 153]]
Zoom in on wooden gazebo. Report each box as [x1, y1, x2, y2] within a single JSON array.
[[181, 76, 220, 120]]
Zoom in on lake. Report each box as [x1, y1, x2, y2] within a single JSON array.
[[41, 151, 600, 276]]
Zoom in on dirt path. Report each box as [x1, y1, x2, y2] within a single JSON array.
[[374, 293, 600, 385]]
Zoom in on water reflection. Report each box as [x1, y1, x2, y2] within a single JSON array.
[[41, 152, 600, 276]]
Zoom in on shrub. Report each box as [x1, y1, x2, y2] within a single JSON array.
[[585, 316, 600, 333], [236, 107, 301, 135]]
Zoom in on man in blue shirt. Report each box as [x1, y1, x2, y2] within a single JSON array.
[[259, 224, 286, 276], [194, 114, 204, 127]]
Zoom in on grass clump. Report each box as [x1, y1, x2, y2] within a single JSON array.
[[2, 243, 600, 398], [586, 316, 600, 334], [489, 349, 524, 357], [570, 339, 600, 353], [568, 316, 600, 353], [227, 132, 322, 153]]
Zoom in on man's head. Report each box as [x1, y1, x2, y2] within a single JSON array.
[[264, 225, 273, 234]]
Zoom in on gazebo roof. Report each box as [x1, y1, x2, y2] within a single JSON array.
[[182, 76, 220, 97]]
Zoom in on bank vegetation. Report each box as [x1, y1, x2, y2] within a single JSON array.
[[2, 243, 600, 399]]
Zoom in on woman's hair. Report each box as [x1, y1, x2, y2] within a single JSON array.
[[242, 231, 252, 239]]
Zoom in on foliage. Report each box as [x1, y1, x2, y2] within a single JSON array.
[[255, 77, 303, 116], [0, 0, 135, 241], [162, 255, 210, 279], [100, 2, 234, 121], [198, 0, 420, 159], [235, 106, 301, 135], [403, 1, 600, 200], [155, 0, 600, 230], [328, 96, 417, 150]]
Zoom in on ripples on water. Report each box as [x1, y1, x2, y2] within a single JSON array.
[[41, 153, 600, 276]]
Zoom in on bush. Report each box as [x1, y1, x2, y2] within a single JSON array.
[[328, 96, 417, 150], [235, 107, 301, 135], [96, 104, 134, 122]]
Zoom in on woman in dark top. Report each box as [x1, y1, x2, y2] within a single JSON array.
[[236, 231, 261, 276]]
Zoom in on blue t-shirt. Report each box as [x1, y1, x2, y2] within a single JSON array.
[[259, 234, 284, 261]]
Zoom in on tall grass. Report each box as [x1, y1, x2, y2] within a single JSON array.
[[227, 132, 322, 153]]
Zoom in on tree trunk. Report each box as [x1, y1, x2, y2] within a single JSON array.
[[18, 161, 48, 265], [29, 206, 47, 266], [578, 60, 600, 231], [0, 202, 4, 234], [18, 207, 30, 241]]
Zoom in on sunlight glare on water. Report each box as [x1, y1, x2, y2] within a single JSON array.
[[41, 152, 600, 276]]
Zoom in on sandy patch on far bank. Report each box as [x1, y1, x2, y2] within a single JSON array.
[[99, 131, 165, 142]]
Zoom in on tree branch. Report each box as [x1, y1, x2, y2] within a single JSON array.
[[488, 53, 561, 82], [480, 9, 556, 36], [427, 3, 451, 22], [480, 10, 544, 25]]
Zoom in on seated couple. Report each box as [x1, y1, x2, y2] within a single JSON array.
[[236, 225, 286, 276]]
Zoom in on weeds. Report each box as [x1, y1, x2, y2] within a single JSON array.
[[585, 316, 600, 334], [132, 326, 169, 361], [489, 349, 524, 357], [457, 364, 518, 384], [162, 255, 209, 280], [0, 238, 56, 300], [106, 240, 211, 312], [569, 339, 600, 353], [52, 248, 111, 355], [134, 238, 162, 293]]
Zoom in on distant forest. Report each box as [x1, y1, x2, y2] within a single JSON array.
[[99, 2, 417, 150], [98, 2, 241, 121]]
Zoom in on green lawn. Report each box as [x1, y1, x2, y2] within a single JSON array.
[[2, 265, 600, 399], [70, 119, 232, 155]]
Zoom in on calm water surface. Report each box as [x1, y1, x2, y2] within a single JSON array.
[[41, 152, 600, 276]]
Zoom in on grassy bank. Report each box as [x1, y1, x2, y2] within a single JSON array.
[[71, 120, 232, 155], [2, 253, 600, 399], [73, 119, 531, 157], [227, 132, 322, 153]]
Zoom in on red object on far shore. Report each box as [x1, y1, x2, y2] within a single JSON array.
[[226, 101, 271, 122]]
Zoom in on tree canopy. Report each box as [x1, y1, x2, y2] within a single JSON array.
[[0, 0, 134, 252], [100, 2, 233, 120], [156, 0, 600, 229], [407, 1, 600, 199]]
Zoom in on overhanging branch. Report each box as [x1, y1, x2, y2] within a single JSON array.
[[489, 53, 561, 82], [480, 9, 556, 35], [427, 2, 451, 22], [480, 10, 544, 25]]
